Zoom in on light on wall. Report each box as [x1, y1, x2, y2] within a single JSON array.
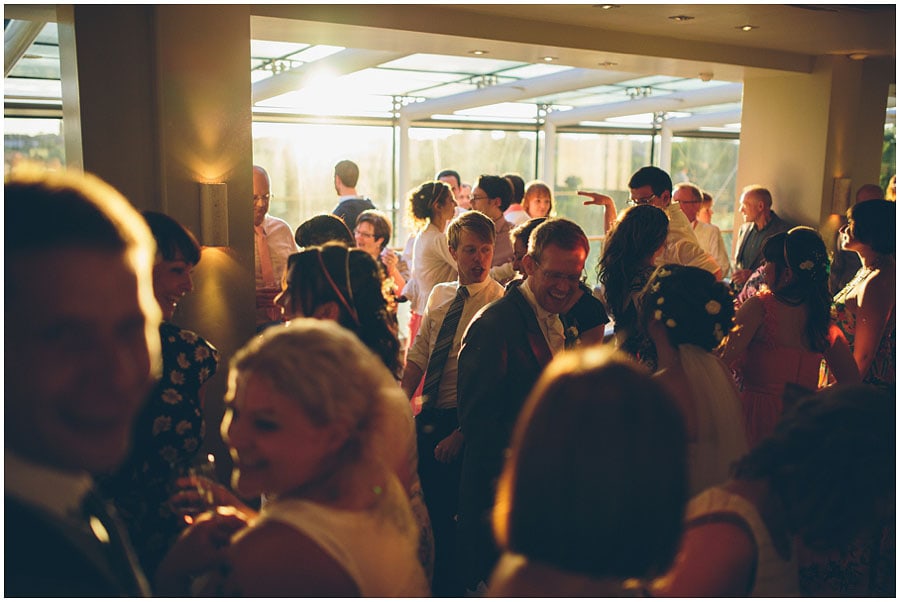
[[199, 182, 229, 246]]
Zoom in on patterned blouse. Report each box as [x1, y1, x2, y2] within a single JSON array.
[[99, 322, 219, 577], [832, 269, 895, 388]]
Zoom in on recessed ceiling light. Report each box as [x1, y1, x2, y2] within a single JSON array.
[[598, 61, 619, 68], [736, 24, 758, 32], [469, 49, 488, 56], [848, 53, 868, 61], [594, 4, 619, 9], [542, 56, 557, 62], [668, 15, 694, 22]]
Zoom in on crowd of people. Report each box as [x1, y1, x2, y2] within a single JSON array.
[[5, 160, 894, 598]]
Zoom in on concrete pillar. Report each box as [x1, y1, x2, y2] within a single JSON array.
[[58, 5, 256, 470]]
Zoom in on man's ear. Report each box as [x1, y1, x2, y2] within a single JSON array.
[[522, 253, 537, 277], [449, 244, 459, 262], [312, 301, 341, 321]]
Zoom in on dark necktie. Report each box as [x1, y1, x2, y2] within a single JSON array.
[[421, 286, 469, 407], [81, 490, 152, 596]]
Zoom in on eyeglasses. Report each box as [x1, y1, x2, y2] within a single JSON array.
[[678, 199, 702, 205], [354, 229, 375, 239], [534, 260, 584, 284], [628, 193, 657, 206], [253, 194, 272, 203], [470, 195, 490, 203]]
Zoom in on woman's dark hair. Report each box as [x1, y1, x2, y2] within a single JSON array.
[[733, 384, 894, 551], [771, 227, 832, 352], [639, 264, 736, 351], [407, 180, 452, 228], [141, 211, 201, 264], [597, 204, 669, 319], [848, 199, 895, 255], [495, 347, 688, 581], [295, 214, 355, 248], [761, 231, 788, 284], [284, 244, 401, 379]]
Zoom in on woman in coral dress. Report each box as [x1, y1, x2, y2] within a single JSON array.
[[720, 228, 859, 447]]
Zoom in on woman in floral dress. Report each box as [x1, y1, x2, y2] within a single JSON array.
[[832, 199, 895, 388], [99, 211, 219, 579]]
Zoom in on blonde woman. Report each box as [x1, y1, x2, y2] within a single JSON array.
[[158, 320, 429, 596]]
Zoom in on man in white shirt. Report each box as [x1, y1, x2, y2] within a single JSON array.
[[401, 210, 503, 597], [674, 182, 731, 277], [456, 218, 590, 593], [253, 165, 299, 330], [628, 166, 722, 280]]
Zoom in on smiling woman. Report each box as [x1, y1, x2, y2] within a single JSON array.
[[98, 211, 220, 580]]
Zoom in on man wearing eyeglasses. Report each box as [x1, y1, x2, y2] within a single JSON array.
[[675, 182, 732, 278], [456, 218, 590, 594], [630, 166, 722, 280], [253, 165, 299, 330]]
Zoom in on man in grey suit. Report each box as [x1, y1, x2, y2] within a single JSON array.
[[455, 218, 590, 593]]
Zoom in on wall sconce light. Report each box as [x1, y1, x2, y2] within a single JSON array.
[[199, 182, 229, 246], [832, 177, 851, 215]]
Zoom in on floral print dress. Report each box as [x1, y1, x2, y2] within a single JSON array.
[[98, 322, 219, 578], [832, 273, 895, 388]]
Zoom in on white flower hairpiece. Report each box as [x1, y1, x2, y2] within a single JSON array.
[[713, 322, 725, 343], [705, 300, 721, 315]]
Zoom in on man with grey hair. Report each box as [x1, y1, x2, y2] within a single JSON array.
[[674, 182, 731, 277], [732, 184, 792, 290]]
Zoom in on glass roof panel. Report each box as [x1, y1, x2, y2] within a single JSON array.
[[250, 40, 310, 59], [379, 53, 526, 76], [497, 63, 571, 79], [4, 78, 62, 99], [34, 22, 58, 45]]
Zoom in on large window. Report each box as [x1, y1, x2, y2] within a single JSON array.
[[4, 117, 65, 174]]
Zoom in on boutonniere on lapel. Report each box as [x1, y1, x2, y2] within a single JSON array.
[[564, 323, 580, 349]]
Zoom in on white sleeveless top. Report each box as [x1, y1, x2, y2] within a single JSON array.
[[257, 477, 429, 597], [686, 486, 800, 597]]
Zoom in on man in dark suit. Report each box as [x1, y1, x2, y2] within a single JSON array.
[[5, 170, 163, 596], [455, 218, 590, 593], [732, 184, 792, 291]]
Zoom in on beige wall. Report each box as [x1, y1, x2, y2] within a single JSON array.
[[59, 5, 256, 472], [735, 55, 892, 253]]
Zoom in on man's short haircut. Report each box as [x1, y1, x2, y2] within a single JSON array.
[[855, 183, 884, 203], [528, 217, 590, 263], [436, 169, 461, 189], [142, 211, 202, 265], [701, 191, 713, 207], [674, 182, 703, 204], [295, 214, 355, 248], [742, 185, 773, 209], [503, 173, 525, 204], [355, 209, 392, 250], [6, 168, 156, 265], [334, 159, 360, 188], [447, 210, 495, 250], [477, 174, 513, 211], [628, 166, 673, 196], [511, 216, 547, 247]]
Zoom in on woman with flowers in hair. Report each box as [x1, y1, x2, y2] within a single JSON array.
[[720, 227, 859, 446], [639, 264, 747, 494]]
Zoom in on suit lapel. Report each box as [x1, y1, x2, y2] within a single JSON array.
[[507, 287, 553, 367]]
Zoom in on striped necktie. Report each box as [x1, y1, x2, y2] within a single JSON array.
[[421, 286, 469, 407]]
